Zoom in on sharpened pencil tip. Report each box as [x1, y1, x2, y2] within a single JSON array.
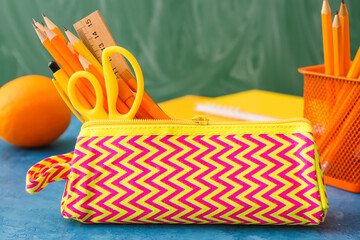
[[41, 13, 46, 18], [336, 10, 339, 15], [342, 0, 345, 4], [32, 22, 37, 29], [40, 22, 45, 26], [32, 18, 37, 24], [62, 26, 68, 31]]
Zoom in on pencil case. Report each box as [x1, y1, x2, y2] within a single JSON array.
[[26, 117, 328, 225]]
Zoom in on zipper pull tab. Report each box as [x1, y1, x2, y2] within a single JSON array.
[[191, 115, 209, 125]]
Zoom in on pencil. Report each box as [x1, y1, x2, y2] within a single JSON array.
[[64, 27, 104, 76], [32, 19, 45, 33], [339, 0, 351, 73], [320, 50, 360, 152], [115, 75, 152, 119], [49, 61, 94, 112], [71, 30, 152, 118], [34, 24, 96, 108], [78, 55, 152, 118], [347, 47, 360, 78], [43, 26, 98, 106], [67, 42, 79, 59], [66, 27, 155, 118], [33, 23, 73, 76], [43, 26, 83, 73], [49, 61, 92, 110], [120, 70, 171, 119], [78, 55, 111, 113], [321, 0, 334, 75], [318, 80, 360, 152], [42, 13, 68, 44], [321, 95, 360, 173], [333, 12, 344, 76]]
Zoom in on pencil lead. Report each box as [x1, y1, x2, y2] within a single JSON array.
[[342, 0, 345, 4], [62, 26, 68, 31], [32, 22, 38, 29], [336, 10, 338, 15], [41, 13, 46, 18], [32, 18, 37, 24], [41, 22, 45, 26]]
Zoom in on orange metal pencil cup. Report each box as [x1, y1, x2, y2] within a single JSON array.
[[299, 64, 360, 193]]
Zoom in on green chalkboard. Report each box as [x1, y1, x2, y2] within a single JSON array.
[[0, 0, 359, 101]]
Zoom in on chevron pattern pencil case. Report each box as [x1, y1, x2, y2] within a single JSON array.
[[26, 117, 328, 225]]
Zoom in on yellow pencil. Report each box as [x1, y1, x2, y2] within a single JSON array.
[[64, 27, 104, 76], [43, 26, 84, 72]]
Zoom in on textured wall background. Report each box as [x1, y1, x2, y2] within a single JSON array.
[[0, 0, 359, 101]]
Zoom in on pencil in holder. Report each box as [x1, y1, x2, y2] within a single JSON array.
[[299, 64, 360, 193]]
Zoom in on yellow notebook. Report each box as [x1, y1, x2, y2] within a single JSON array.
[[159, 90, 304, 121], [159, 95, 233, 121]]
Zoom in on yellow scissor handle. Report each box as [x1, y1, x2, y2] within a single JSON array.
[[102, 46, 144, 119], [68, 71, 108, 121]]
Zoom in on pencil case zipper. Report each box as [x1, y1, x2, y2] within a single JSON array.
[[82, 117, 311, 129]]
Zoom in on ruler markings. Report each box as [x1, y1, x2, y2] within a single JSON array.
[[73, 10, 133, 81]]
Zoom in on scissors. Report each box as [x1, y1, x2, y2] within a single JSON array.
[[68, 46, 144, 121]]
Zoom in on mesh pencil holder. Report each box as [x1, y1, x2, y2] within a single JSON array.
[[299, 64, 360, 193]]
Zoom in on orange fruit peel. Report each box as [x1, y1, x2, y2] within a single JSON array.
[[0, 75, 71, 147]]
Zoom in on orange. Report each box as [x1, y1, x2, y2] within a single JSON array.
[[0, 75, 71, 147]]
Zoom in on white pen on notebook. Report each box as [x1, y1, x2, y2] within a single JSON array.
[[195, 102, 279, 121]]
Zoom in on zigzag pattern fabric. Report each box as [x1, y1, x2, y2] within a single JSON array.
[[59, 132, 326, 224], [26, 152, 73, 194]]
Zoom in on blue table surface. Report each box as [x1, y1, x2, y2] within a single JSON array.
[[1, 117, 360, 240]]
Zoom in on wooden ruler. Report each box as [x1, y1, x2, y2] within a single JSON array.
[[73, 10, 170, 119], [73, 10, 133, 79]]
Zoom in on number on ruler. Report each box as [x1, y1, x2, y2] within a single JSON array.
[[85, 19, 92, 27], [92, 31, 99, 39], [74, 10, 134, 77], [98, 43, 105, 51]]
